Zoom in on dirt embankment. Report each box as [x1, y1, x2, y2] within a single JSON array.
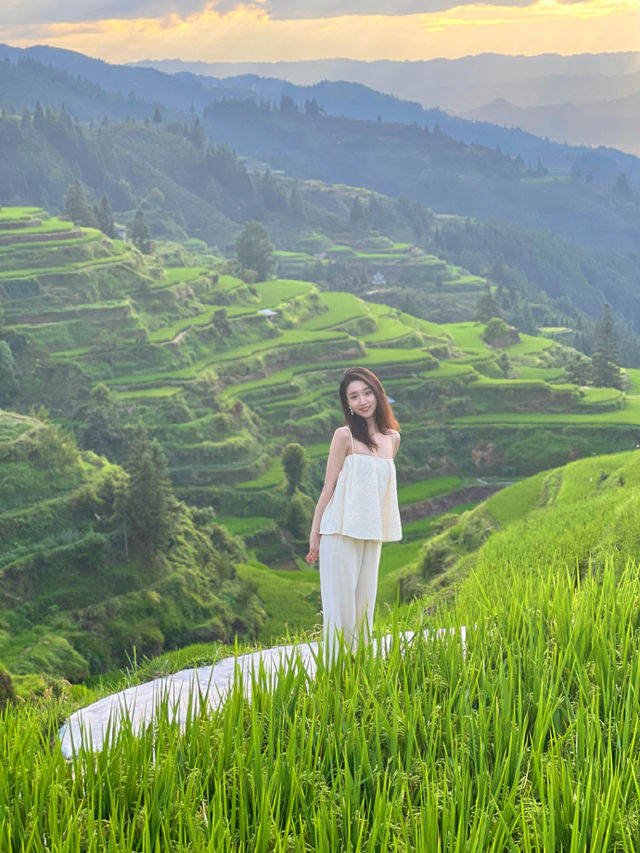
[[400, 484, 506, 523]]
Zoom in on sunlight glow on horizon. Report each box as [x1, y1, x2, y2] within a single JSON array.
[[1, 0, 638, 64]]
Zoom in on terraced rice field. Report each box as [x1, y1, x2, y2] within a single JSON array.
[[3, 205, 638, 556]]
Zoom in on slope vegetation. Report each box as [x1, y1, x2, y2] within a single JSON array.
[[0, 407, 264, 679], [406, 447, 640, 602]]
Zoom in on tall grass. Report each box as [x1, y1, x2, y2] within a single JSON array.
[[4, 553, 640, 850]]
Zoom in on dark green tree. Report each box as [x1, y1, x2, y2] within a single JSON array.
[[0, 340, 17, 404], [304, 98, 320, 116], [483, 317, 511, 348], [32, 100, 45, 132], [497, 352, 511, 377], [279, 95, 297, 114], [64, 180, 95, 227], [152, 106, 162, 124], [281, 442, 307, 495], [236, 221, 274, 281], [81, 383, 122, 460], [592, 304, 623, 389], [95, 195, 115, 238], [284, 492, 315, 540], [131, 208, 152, 253], [565, 353, 592, 386], [125, 431, 175, 557], [475, 284, 501, 323]]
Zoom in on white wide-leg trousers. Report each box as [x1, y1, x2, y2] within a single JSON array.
[[319, 533, 382, 660]]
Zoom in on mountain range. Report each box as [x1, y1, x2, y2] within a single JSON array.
[[2, 44, 639, 184], [133, 52, 640, 152]]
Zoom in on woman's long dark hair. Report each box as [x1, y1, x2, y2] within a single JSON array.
[[339, 367, 400, 451]]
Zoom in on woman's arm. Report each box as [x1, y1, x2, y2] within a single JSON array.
[[305, 427, 350, 564]]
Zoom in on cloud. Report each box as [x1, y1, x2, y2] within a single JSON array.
[[0, 0, 593, 29], [215, 0, 588, 17], [1, 0, 635, 65], [0, 0, 209, 27]]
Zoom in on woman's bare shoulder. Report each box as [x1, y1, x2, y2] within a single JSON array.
[[333, 425, 351, 442]]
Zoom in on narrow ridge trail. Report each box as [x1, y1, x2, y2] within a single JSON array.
[[60, 627, 468, 757]]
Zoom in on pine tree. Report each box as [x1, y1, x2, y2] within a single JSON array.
[[188, 117, 205, 149], [497, 353, 511, 377], [281, 443, 307, 495], [592, 304, 623, 388], [64, 179, 90, 225], [96, 195, 115, 238], [82, 383, 122, 460], [131, 208, 152, 253], [475, 284, 501, 323], [125, 431, 175, 557], [32, 100, 45, 132], [236, 221, 274, 281]]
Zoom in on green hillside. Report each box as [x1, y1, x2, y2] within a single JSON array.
[[3, 205, 635, 513], [401, 447, 640, 603], [2, 108, 640, 359], [3, 203, 640, 662], [0, 407, 265, 679]]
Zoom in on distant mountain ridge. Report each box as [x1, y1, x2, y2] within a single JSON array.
[[465, 92, 640, 155], [136, 52, 640, 153], [1, 43, 639, 191], [133, 52, 640, 112]]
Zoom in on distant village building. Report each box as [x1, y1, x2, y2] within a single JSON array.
[[115, 225, 127, 242], [258, 308, 278, 321], [371, 272, 386, 286]]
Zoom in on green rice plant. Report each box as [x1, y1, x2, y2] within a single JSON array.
[[7, 552, 640, 850]]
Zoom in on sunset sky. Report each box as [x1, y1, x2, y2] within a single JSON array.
[[1, 1, 638, 64]]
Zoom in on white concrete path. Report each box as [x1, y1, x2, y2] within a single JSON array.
[[59, 627, 467, 758]]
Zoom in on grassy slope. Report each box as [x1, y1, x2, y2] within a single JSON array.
[[404, 448, 640, 603], [5, 457, 640, 848]]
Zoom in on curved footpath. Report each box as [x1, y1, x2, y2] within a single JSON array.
[[60, 627, 468, 758]]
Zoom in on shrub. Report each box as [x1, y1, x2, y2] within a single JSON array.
[[0, 666, 15, 710]]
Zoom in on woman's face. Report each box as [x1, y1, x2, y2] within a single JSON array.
[[346, 380, 377, 419]]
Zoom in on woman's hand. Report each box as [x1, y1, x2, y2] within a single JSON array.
[[305, 531, 321, 564]]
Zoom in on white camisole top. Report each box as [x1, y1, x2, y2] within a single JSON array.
[[319, 427, 402, 542]]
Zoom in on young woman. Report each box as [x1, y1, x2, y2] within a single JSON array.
[[305, 366, 402, 659]]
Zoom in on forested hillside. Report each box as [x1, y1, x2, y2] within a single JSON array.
[[4, 44, 640, 189], [2, 107, 640, 361], [1, 48, 639, 253], [0, 408, 264, 680]]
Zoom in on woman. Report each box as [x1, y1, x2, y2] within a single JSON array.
[[305, 366, 402, 660]]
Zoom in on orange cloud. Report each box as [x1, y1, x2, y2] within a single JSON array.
[[1, 0, 638, 63]]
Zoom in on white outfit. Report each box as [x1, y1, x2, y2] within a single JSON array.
[[319, 427, 402, 659]]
